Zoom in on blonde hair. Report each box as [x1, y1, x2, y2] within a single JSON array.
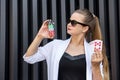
[[74, 9, 110, 80], [93, 16, 110, 80]]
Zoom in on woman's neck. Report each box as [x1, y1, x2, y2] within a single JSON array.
[[70, 35, 84, 46]]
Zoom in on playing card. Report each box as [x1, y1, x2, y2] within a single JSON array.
[[89, 40, 103, 52]]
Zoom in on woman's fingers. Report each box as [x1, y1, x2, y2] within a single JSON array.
[[41, 20, 49, 29], [91, 49, 103, 63], [37, 19, 55, 39]]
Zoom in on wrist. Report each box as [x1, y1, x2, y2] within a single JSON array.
[[92, 65, 100, 72], [92, 62, 100, 68], [92, 66, 102, 80], [36, 34, 44, 40]]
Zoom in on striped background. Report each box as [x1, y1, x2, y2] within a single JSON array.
[[0, 0, 120, 80]]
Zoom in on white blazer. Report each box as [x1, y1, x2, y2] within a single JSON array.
[[23, 38, 103, 80]]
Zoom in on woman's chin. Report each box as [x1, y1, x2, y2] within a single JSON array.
[[67, 32, 74, 36], [67, 31, 71, 35]]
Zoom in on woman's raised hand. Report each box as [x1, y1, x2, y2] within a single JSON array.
[[37, 20, 55, 39]]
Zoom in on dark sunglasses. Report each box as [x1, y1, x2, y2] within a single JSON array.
[[68, 19, 88, 26]]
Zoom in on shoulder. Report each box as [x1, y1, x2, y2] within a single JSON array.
[[52, 38, 70, 44], [45, 38, 70, 48]]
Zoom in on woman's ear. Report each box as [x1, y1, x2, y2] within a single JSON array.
[[82, 26, 89, 33]]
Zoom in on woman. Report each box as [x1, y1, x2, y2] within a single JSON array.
[[23, 9, 109, 80]]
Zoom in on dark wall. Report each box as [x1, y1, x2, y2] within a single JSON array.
[[0, 0, 120, 80]]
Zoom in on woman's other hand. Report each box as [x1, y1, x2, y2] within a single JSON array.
[[91, 49, 103, 67]]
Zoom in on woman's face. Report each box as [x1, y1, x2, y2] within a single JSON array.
[[67, 12, 88, 36]]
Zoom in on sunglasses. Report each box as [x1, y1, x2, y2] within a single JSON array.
[[68, 19, 88, 26]]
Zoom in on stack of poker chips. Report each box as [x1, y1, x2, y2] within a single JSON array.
[[48, 20, 55, 37]]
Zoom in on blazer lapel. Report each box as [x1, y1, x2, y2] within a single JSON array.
[[52, 38, 71, 80], [84, 39, 93, 80]]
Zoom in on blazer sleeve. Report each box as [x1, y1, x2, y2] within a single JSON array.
[[23, 39, 55, 64]]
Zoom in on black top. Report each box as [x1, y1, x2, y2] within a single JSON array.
[[58, 52, 86, 80]]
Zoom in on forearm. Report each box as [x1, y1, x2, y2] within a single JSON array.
[[25, 34, 44, 57], [92, 66, 103, 80]]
